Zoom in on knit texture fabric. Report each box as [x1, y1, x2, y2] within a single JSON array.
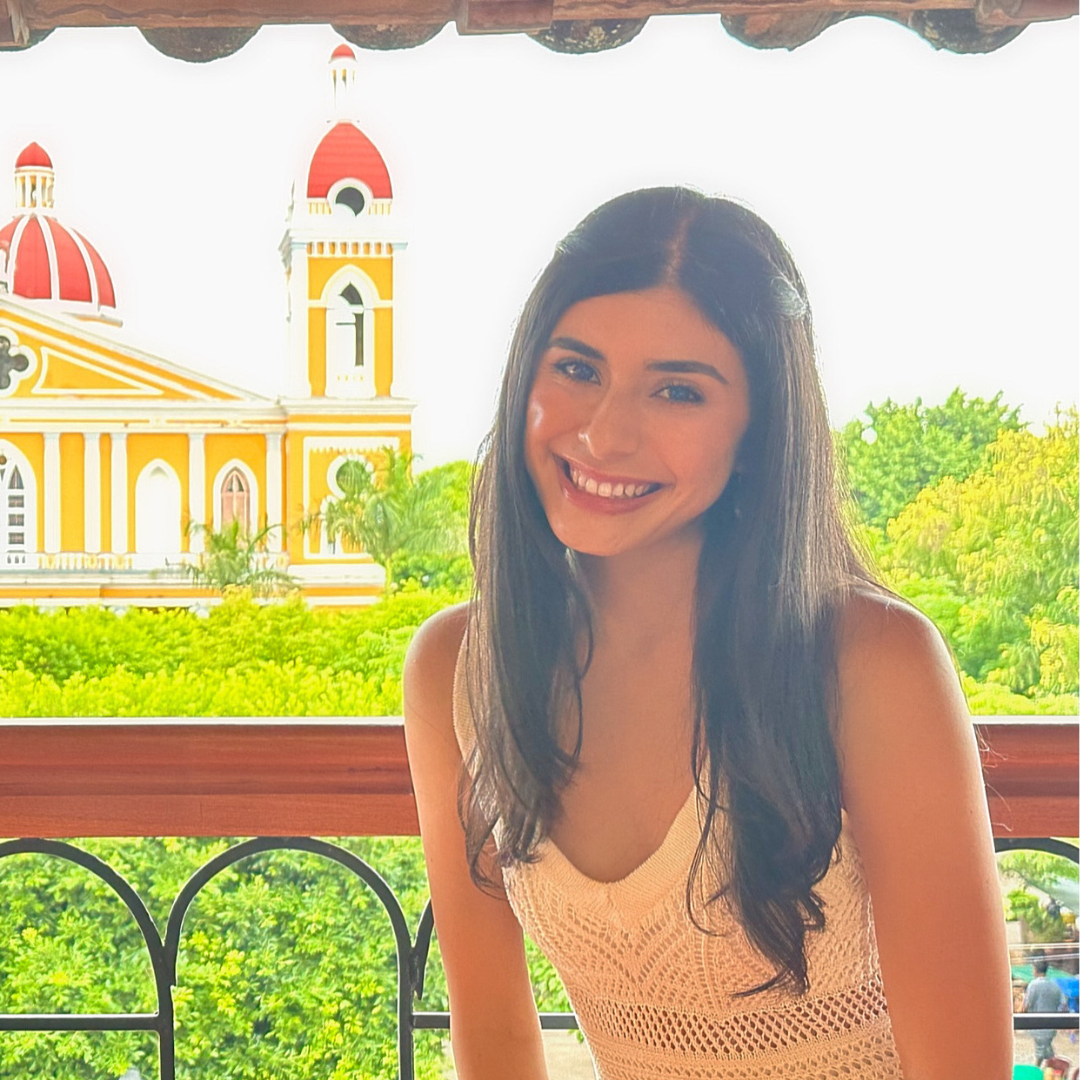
[[453, 648, 905, 1079]]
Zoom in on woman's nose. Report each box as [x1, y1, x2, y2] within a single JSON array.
[[578, 389, 639, 461]]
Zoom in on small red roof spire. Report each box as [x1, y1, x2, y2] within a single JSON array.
[[16, 142, 53, 170]]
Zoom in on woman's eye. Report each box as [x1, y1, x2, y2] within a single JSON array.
[[656, 383, 704, 404], [553, 358, 599, 383]]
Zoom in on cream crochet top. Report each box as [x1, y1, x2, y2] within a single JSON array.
[[452, 650, 905, 1080]]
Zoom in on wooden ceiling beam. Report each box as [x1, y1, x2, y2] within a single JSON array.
[[5, 0, 1056, 32], [1, 0, 1074, 52], [457, 0, 555, 32]]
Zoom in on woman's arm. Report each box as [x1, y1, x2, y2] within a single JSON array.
[[835, 594, 1013, 1080], [403, 604, 550, 1080]]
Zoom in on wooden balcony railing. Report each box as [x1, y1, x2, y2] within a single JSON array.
[[0, 715, 1075, 840]]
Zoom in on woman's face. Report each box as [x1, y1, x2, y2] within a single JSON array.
[[525, 285, 751, 559]]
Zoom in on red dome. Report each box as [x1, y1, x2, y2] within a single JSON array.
[[0, 213, 115, 310], [307, 122, 392, 200], [330, 44, 356, 60], [16, 142, 52, 170]]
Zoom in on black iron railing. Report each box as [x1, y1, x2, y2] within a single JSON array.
[[0, 833, 581, 1079]]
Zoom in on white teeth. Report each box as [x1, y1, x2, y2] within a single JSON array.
[[567, 465, 653, 500]]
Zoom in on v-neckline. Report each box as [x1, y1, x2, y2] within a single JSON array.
[[539, 784, 701, 894]]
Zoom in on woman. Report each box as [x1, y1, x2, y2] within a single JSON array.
[[403, 187, 1012, 1079]]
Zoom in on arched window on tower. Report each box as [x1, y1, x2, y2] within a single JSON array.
[[335, 284, 365, 370], [325, 278, 376, 398], [221, 468, 250, 533]]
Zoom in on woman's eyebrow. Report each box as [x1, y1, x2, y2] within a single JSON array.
[[547, 336, 605, 361], [647, 359, 728, 385]]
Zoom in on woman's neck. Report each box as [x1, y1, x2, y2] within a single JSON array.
[[576, 530, 701, 652]]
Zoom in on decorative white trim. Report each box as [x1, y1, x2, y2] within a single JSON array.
[[110, 431, 128, 554], [83, 432, 101, 554], [37, 214, 61, 300], [284, 238, 311, 398], [188, 433, 205, 554], [43, 432, 60, 553], [134, 458, 182, 555], [0, 401, 289, 423], [211, 458, 260, 536], [65, 228, 102, 312], [327, 178, 375, 217], [0, 322, 38, 396]]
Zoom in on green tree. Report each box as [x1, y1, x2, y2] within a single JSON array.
[[885, 414, 1079, 693], [320, 448, 461, 573], [172, 521, 296, 598], [839, 389, 1023, 532]]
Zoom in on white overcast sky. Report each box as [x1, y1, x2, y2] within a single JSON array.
[[1, 17, 1076, 465]]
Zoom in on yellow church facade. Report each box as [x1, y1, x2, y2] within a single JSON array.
[[0, 45, 414, 608]]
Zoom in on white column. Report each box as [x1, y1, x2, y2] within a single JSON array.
[[286, 240, 310, 398], [84, 432, 101, 553], [43, 432, 60, 554], [110, 431, 128, 554], [265, 431, 283, 552], [188, 432, 205, 554], [390, 240, 409, 400]]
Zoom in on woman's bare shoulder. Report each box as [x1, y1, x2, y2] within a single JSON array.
[[832, 586, 971, 776], [834, 587, 953, 695], [402, 601, 470, 733]]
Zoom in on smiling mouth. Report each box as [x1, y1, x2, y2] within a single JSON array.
[[560, 458, 662, 501]]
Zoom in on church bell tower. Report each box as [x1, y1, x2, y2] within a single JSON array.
[[281, 45, 406, 402]]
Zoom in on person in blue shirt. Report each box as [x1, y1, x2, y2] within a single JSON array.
[[1024, 958, 1069, 1065]]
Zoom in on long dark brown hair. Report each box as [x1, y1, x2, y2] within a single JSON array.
[[462, 187, 876, 995]]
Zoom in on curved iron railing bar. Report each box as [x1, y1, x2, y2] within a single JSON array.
[[412, 899, 435, 1001], [994, 836, 1079, 1032], [408, 897, 580, 1031], [162, 836, 417, 1079], [0, 838, 173, 1050], [995, 837, 1080, 862]]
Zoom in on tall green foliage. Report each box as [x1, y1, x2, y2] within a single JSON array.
[[173, 522, 296, 597], [883, 414, 1078, 693], [839, 389, 1022, 531]]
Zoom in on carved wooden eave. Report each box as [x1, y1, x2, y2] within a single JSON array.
[[0, 0, 1076, 59]]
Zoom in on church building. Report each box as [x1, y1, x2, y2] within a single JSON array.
[[0, 44, 414, 607]]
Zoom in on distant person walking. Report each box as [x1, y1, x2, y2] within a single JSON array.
[[1024, 958, 1068, 1065]]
